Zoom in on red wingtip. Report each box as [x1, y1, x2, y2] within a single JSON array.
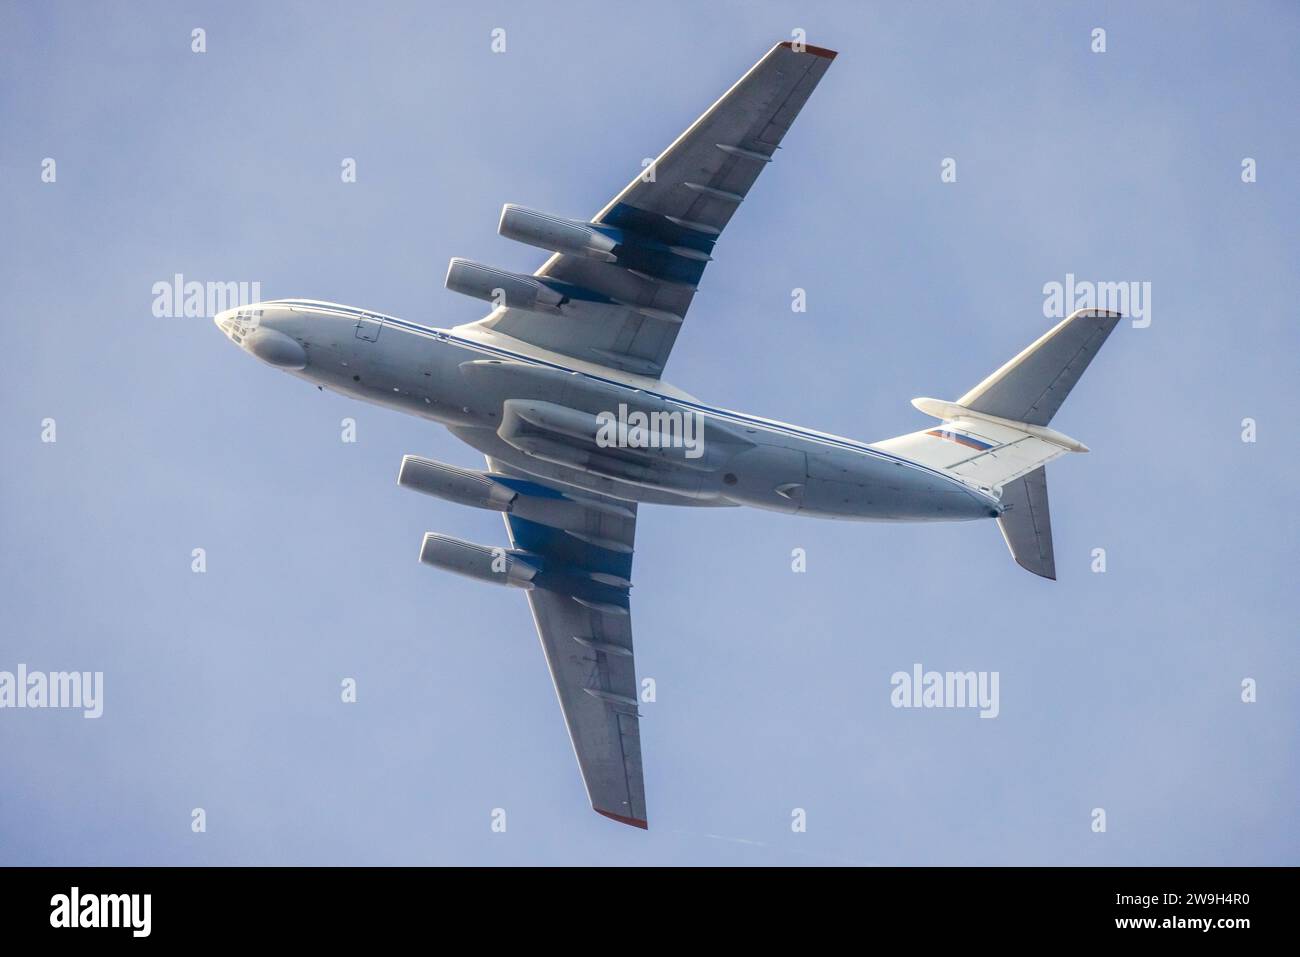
[[779, 41, 838, 60], [595, 808, 649, 830]]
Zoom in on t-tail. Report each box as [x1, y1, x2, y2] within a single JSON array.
[[873, 308, 1122, 579]]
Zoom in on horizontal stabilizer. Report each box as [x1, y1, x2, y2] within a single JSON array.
[[872, 408, 1077, 492], [959, 308, 1121, 426]]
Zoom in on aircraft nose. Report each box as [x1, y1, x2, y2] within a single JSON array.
[[212, 306, 264, 346], [213, 308, 240, 340], [211, 304, 306, 369]]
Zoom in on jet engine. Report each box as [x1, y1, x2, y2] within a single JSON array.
[[497, 205, 620, 261], [418, 533, 538, 588], [397, 455, 635, 547], [444, 258, 565, 313]]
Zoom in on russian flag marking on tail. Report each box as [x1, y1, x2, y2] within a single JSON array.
[[925, 428, 995, 452]]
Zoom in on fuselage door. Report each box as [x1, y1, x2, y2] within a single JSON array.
[[355, 313, 384, 342]]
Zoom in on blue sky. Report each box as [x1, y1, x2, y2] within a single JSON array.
[[1, 0, 1296, 865]]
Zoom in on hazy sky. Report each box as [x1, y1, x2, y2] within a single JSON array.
[[2, 0, 1296, 865]]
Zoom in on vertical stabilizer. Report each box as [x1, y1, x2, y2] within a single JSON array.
[[996, 467, 1055, 579]]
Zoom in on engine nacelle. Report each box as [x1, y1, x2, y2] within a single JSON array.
[[398, 456, 636, 547], [398, 456, 516, 510], [445, 258, 564, 313], [418, 533, 538, 588], [498, 205, 618, 262]]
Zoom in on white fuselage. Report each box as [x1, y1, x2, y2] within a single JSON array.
[[214, 300, 1002, 522]]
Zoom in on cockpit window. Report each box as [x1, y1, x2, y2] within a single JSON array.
[[225, 310, 259, 341]]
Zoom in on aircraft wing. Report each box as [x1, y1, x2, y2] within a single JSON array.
[[461, 41, 837, 378], [486, 457, 647, 828]]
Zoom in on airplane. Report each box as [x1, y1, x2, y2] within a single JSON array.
[[213, 41, 1119, 830]]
